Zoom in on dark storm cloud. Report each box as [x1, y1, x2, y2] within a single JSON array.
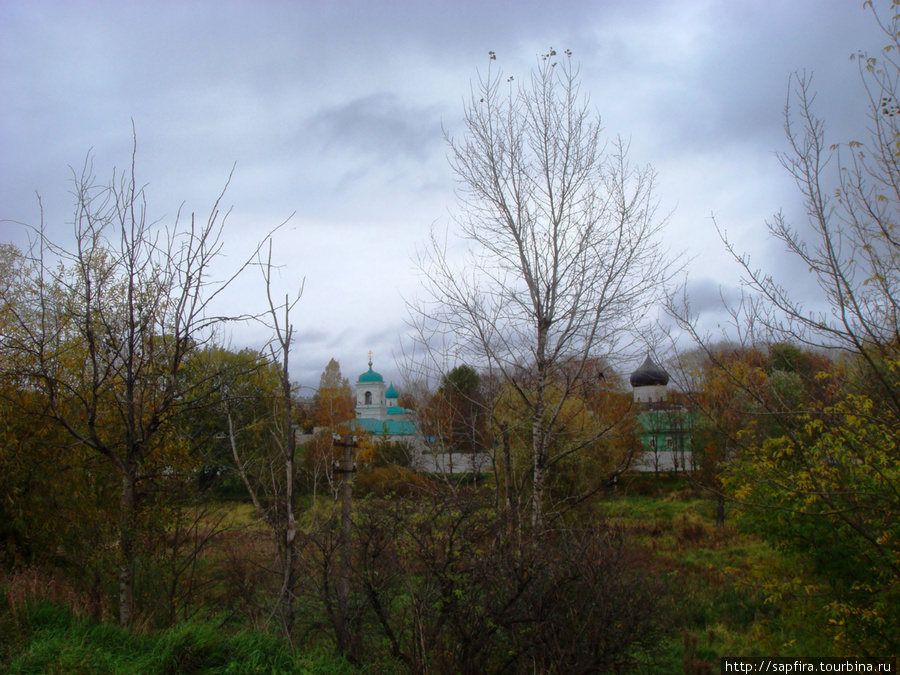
[[304, 93, 445, 163]]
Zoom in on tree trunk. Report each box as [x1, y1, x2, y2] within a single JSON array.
[[716, 493, 726, 529], [118, 466, 137, 627], [531, 380, 547, 530], [336, 434, 356, 655], [281, 456, 297, 639], [531, 454, 546, 530], [502, 421, 515, 537], [277, 294, 298, 642]]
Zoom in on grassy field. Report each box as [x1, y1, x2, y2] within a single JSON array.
[[605, 476, 834, 672], [0, 476, 829, 673]]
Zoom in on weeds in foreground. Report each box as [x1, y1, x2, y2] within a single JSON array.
[[0, 592, 360, 675], [1, 481, 840, 673]]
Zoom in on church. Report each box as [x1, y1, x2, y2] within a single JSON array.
[[352, 354, 419, 443], [347, 353, 693, 474], [630, 355, 694, 473]]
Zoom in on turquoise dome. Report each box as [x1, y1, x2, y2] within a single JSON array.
[[358, 367, 384, 383], [385, 382, 399, 399]]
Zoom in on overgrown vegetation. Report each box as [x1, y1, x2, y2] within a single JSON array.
[[0, 585, 358, 674], [1, 481, 857, 673]]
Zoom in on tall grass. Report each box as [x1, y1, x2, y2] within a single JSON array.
[[0, 590, 358, 675], [595, 486, 838, 670]]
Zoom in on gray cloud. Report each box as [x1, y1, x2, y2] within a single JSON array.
[[304, 93, 444, 163], [1, 0, 889, 385], [683, 278, 742, 317]]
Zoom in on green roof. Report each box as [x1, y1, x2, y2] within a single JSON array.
[[385, 383, 399, 399], [358, 367, 384, 383], [353, 418, 419, 436], [386, 406, 412, 416]]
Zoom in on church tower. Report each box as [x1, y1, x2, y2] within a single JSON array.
[[356, 352, 387, 419], [630, 354, 670, 404]]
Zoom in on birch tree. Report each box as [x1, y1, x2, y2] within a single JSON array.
[[218, 242, 304, 643], [412, 49, 673, 527]]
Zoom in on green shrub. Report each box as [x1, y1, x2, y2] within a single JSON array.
[[0, 601, 356, 675], [354, 466, 430, 497]]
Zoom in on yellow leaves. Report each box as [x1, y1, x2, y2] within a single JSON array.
[[762, 436, 795, 461], [350, 432, 378, 467], [802, 417, 823, 435], [733, 485, 753, 501]]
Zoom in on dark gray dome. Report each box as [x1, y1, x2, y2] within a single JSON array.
[[630, 355, 669, 387]]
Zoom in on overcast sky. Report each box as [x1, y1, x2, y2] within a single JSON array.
[[0, 0, 887, 388]]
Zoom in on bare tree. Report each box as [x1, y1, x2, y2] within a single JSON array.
[[221, 241, 303, 642], [688, 73, 900, 369], [0, 138, 261, 627], [411, 49, 674, 527], [668, 1, 900, 376], [668, 11, 900, 432], [666, 4, 900, 653]]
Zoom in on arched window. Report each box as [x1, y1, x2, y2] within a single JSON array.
[[364, 391, 372, 404]]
